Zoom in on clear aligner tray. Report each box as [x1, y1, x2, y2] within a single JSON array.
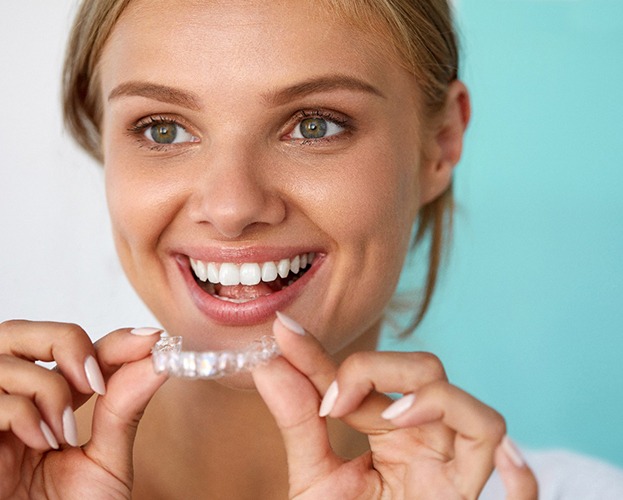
[[152, 333, 280, 379]]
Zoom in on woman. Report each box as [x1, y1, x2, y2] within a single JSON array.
[[0, 0, 537, 498]]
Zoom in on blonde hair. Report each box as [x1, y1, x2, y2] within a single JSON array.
[[62, 0, 460, 335]]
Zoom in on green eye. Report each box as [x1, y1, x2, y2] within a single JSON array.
[[142, 120, 197, 145], [291, 115, 345, 141], [150, 123, 178, 143], [299, 117, 328, 139]]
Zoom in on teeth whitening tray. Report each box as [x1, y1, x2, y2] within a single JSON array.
[[152, 333, 280, 379]]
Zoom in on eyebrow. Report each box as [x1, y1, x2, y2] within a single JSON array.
[[108, 82, 202, 110], [263, 75, 386, 105], [107, 75, 385, 110]]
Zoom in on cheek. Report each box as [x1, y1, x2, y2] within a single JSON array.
[[103, 151, 181, 271], [293, 143, 421, 347], [307, 144, 420, 254]]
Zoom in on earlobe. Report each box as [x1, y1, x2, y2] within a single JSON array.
[[419, 80, 471, 206]]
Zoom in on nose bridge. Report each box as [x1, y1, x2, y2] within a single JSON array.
[[188, 138, 285, 238]]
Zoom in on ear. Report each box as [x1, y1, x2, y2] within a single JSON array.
[[419, 80, 471, 206]]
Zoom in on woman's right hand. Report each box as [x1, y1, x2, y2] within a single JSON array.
[[0, 320, 167, 499]]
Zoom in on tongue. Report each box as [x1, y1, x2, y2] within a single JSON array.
[[216, 282, 279, 300]]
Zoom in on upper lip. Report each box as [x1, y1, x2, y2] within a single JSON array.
[[176, 245, 324, 264]]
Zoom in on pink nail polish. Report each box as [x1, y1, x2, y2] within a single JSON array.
[[62, 406, 79, 447], [130, 327, 163, 336], [381, 393, 416, 420], [319, 380, 339, 417], [84, 355, 106, 395], [502, 436, 526, 467], [276, 311, 305, 335], [40, 420, 59, 450]]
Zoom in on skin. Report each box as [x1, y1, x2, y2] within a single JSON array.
[[99, 0, 427, 359], [0, 1, 538, 498]]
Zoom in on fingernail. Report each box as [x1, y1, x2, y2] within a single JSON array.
[[84, 355, 106, 395], [319, 380, 339, 417], [276, 311, 305, 336], [62, 406, 79, 447], [381, 393, 416, 420], [40, 420, 59, 450], [502, 435, 526, 467], [130, 327, 163, 336]]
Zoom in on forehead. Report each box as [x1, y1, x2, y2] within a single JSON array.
[[98, 0, 418, 107]]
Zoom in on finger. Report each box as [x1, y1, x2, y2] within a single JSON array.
[[0, 354, 76, 446], [324, 350, 453, 458], [326, 350, 448, 418], [252, 355, 342, 496], [496, 436, 538, 500], [384, 380, 506, 497], [93, 326, 163, 376], [83, 328, 166, 482], [0, 320, 99, 396], [0, 393, 58, 450], [273, 313, 393, 435]]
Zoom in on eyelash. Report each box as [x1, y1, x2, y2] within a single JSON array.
[[126, 108, 353, 151], [127, 115, 195, 152], [285, 109, 352, 145]]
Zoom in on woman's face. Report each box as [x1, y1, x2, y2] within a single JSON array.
[[99, 0, 432, 354]]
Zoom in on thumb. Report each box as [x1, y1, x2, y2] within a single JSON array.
[[253, 356, 342, 496], [496, 436, 538, 500], [82, 329, 167, 484]]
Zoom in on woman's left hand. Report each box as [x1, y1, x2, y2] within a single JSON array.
[[252, 315, 538, 499]]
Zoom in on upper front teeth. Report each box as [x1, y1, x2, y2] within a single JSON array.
[[190, 252, 315, 286]]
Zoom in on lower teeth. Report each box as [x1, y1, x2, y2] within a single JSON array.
[[193, 264, 310, 301]]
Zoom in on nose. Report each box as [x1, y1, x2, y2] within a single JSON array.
[[187, 147, 286, 238]]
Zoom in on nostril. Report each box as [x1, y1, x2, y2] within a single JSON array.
[[186, 163, 287, 238]]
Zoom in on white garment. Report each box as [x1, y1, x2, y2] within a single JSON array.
[[480, 449, 623, 499]]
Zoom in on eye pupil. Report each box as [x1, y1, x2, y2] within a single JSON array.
[[151, 123, 177, 143], [299, 117, 327, 139]]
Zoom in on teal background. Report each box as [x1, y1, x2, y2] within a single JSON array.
[[380, 0, 623, 468]]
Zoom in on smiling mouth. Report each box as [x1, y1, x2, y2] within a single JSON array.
[[189, 252, 315, 304]]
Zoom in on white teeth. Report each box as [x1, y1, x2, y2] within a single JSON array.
[[261, 261, 278, 282], [290, 255, 300, 274], [240, 263, 261, 286], [219, 263, 240, 286], [189, 252, 316, 286], [277, 259, 290, 279], [207, 262, 219, 283], [190, 259, 208, 281]]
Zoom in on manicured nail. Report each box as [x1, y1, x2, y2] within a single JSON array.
[[319, 380, 339, 417], [276, 311, 305, 336], [130, 327, 163, 336], [40, 420, 59, 450], [84, 355, 106, 395], [502, 435, 526, 467], [381, 393, 416, 420], [62, 406, 79, 447]]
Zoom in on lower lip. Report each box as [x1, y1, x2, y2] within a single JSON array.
[[177, 255, 324, 326]]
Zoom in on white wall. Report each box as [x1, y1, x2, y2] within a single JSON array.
[[0, 2, 158, 339]]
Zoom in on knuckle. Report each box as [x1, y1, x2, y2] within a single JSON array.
[[56, 323, 88, 343], [9, 394, 37, 417], [487, 411, 507, 440], [340, 351, 377, 376], [0, 319, 28, 335], [411, 351, 447, 380], [43, 370, 72, 400]]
